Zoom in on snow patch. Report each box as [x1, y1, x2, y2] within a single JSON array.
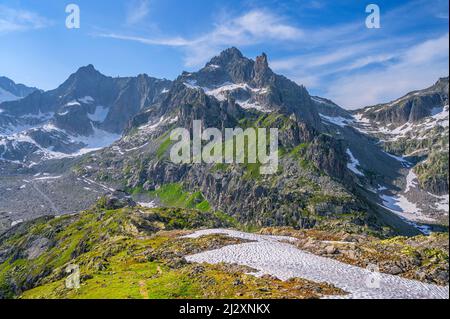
[[238, 99, 271, 113], [0, 87, 19, 103], [405, 170, 419, 193], [11, 219, 24, 227], [66, 125, 121, 156], [320, 114, 353, 127], [183, 79, 200, 89], [87, 106, 109, 123], [21, 111, 54, 121], [352, 105, 449, 141], [383, 151, 411, 167], [138, 200, 157, 208], [207, 64, 221, 69], [379, 193, 435, 226], [139, 116, 178, 133], [78, 96, 94, 104], [66, 100, 81, 107], [429, 193, 449, 213], [33, 175, 62, 181], [346, 149, 364, 176]]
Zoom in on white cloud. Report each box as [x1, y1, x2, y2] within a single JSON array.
[[402, 33, 449, 64], [336, 54, 396, 72], [98, 33, 195, 46], [126, 0, 151, 25], [95, 2, 448, 109], [0, 5, 51, 33], [99, 9, 304, 67], [325, 33, 449, 109], [271, 43, 374, 71]]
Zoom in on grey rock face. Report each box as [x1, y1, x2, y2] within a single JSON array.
[[2, 65, 171, 134], [0, 76, 38, 101], [175, 47, 322, 130], [358, 77, 449, 126], [103, 191, 136, 210], [0, 66, 172, 164]]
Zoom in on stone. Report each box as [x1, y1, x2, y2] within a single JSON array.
[[325, 245, 337, 254], [386, 265, 403, 275]]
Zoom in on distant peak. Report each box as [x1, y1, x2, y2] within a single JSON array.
[[71, 64, 104, 81], [76, 64, 98, 73], [208, 47, 246, 67], [222, 47, 244, 58], [436, 76, 449, 84]]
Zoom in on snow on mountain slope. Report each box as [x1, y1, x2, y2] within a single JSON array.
[[353, 105, 448, 142], [0, 68, 171, 166], [309, 84, 448, 227], [349, 77, 449, 225], [0, 76, 38, 103], [0, 121, 121, 164], [0, 87, 19, 103]]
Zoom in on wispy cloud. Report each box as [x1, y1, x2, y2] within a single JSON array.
[[325, 33, 449, 109], [125, 0, 151, 25], [98, 9, 304, 66], [268, 0, 449, 109], [98, 33, 195, 46], [0, 5, 51, 33], [95, 1, 448, 108]]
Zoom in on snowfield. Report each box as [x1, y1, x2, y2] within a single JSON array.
[[375, 166, 447, 233], [319, 114, 353, 128], [352, 105, 449, 142], [183, 229, 449, 299], [345, 148, 364, 176], [0, 87, 20, 103], [87, 106, 109, 123]]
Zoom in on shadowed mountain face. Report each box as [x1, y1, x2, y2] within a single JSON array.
[[0, 77, 38, 103]]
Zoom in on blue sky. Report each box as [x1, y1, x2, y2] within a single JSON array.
[[0, 0, 448, 109]]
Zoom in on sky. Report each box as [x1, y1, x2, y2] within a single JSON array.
[[0, 0, 448, 109]]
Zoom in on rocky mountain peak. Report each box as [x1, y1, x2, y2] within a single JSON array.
[[357, 75, 449, 126], [255, 52, 269, 69], [252, 52, 273, 87], [209, 47, 246, 66], [434, 76, 449, 92], [56, 64, 108, 99], [72, 64, 103, 80]]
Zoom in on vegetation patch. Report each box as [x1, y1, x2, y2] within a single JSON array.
[[0, 206, 345, 299]]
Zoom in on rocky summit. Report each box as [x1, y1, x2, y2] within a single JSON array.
[[0, 47, 448, 300]]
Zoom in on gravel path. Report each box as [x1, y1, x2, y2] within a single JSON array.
[[183, 229, 449, 299]]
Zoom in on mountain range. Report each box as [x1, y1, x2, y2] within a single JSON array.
[[0, 47, 449, 300], [0, 47, 448, 235]]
